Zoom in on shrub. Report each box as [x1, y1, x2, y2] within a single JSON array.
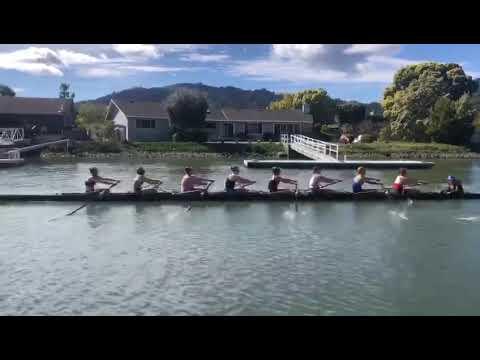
[[262, 132, 275, 141], [358, 134, 376, 143], [74, 141, 122, 153]]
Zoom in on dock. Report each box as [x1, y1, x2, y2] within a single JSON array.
[[0, 158, 25, 167], [244, 159, 435, 169]]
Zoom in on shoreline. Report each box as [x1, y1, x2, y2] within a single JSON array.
[[342, 152, 480, 160], [40, 151, 280, 160], [40, 150, 480, 161]]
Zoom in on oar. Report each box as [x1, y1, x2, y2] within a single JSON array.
[[70, 182, 118, 214], [201, 180, 215, 195], [320, 179, 343, 189], [294, 183, 299, 212], [50, 182, 118, 221], [185, 180, 215, 212]]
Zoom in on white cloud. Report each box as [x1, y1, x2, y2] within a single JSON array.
[[112, 44, 160, 58], [57, 49, 101, 65], [0, 47, 65, 76], [77, 67, 125, 78], [230, 44, 420, 84], [112, 44, 208, 59], [0, 46, 112, 76], [272, 44, 326, 60], [120, 65, 189, 72], [180, 53, 230, 62], [13, 87, 24, 93], [77, 64, 190, 78], [344, 44, 401, 55]]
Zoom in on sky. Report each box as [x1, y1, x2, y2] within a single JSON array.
[[1, 44, 480, 103]]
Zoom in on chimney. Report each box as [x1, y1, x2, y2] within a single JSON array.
[[302, 103, 310, 113]]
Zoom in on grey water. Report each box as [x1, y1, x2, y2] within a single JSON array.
[[0, 159, 479, 315]]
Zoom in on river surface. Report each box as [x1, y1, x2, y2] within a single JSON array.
[[1, 159, 479, 315]]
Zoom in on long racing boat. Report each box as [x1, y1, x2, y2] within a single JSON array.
[[0, 190, 477, 202]]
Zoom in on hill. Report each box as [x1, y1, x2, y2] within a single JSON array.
[[81, 83, 283, 110]]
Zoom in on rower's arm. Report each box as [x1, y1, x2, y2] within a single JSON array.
[[279, 177, 297, 185], [236, 176, 255, 185], [144, 176, 162, 185], [97, 176, 118, 185], [365, 177, 381, 185], [320, 176, 339, 184]]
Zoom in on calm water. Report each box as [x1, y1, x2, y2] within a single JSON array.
[[1, 159, 480, 315]]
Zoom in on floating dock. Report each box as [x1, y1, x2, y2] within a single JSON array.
[[0, 158, 25, 167], [244, 159, 435, 169]]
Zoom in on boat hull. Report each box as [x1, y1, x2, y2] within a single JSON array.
[[0, 190, 478, 202]]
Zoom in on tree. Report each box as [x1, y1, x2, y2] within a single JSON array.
[[269, 89, 337, 124], [59, 83, 75, 99], [424, 94, 475, 145], [76, 104, 114, 141], [336, 102, 366, 124], [166, 88, 208, 131], [382, 62, 478, 141], [0, 84, 15, 96]]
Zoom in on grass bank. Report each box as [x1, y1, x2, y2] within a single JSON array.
[[341, 141, 479, 159], [43, 141, 285, 159]]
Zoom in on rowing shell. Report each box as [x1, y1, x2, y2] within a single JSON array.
[[0, 190, 476, 202]]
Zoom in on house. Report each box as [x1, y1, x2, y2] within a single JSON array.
[[105, 99, 313, 142], [206, 108, 313, 140], [105, 99, 171, 142], [0, 97, 76, 138]]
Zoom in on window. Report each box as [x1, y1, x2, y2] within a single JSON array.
[[206, 122, 216, 129], [136, 119, 156, 128], [247, 123, 261, 134]]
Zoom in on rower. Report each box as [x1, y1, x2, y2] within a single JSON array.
[[133, 167, 163, 194], [181, 167, 215, 193], [309, 166, 340, 192], [391, 168, 425, 195], [352, 166, 381, 193], [85, 167, 119, 193], [268, 167, 297, 193], [225, 166, 256, 193], [441, 175, 464, 195]]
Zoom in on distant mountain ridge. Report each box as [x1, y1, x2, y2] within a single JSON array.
[[82, 83, 283, 110], [80, 83, 384, 114]]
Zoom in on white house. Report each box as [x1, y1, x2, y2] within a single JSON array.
[[105, 99, 314, 142]]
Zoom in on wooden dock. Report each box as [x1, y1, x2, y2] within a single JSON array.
[[244, 159, 435, 169]]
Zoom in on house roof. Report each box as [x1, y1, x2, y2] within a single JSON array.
[[209, 108, 313, 123], [0, 96, 74, 115], [112, 99, 170, 119], [205, 110, 226, 121]]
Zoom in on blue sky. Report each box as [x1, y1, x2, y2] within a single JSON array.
[[1, 44, 479, 102]]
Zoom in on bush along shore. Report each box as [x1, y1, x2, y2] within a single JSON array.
[[340, 141, 480, 160], [41, 141, 286, 160]]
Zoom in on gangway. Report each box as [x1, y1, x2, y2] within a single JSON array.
[[281, 134, 339, 162], [0, 128, 24, 146]]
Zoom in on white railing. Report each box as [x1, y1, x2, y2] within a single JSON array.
[[281, 134, 339, 161], [0, 128, 24, 144]]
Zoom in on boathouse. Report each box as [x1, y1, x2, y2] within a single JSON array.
[[0, 97, 76, 140]]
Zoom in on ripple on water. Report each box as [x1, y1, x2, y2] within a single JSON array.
[[2, 161, 480, 314]]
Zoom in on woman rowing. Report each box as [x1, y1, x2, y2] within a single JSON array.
[[441, 175, 464, 196], [391, 168, 426, 195], [181, 167, 215, 193], [352, 166, 382, 193], [134, 167, 163, 194], [309, 166, 341, 192], [85, 167, 120, 193], [268, 167, 297, 193], [225, 166, 256, 193]]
